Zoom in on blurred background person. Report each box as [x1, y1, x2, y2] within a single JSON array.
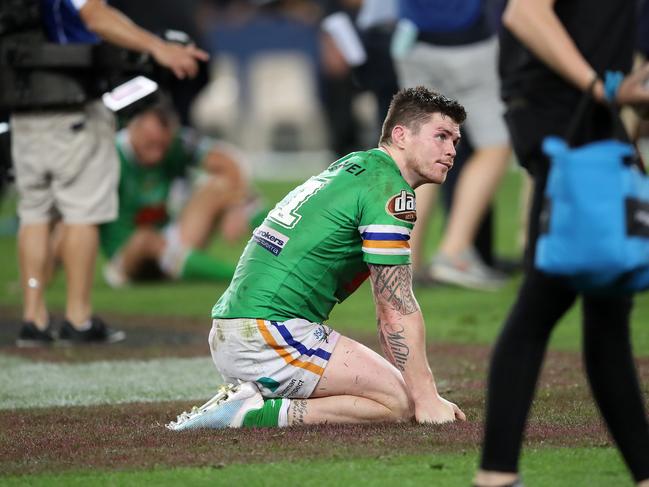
[[319, 0, 400, 156], [194, 0, 326, 157], [393, 0, 513, 291], [474, 0, 649, 485], [100, 101, 265, 287], [13, 0, 208, 346], [193, 0, 399, 165]]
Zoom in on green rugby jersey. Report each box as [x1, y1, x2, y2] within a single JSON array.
[[100, 128, 211, 258], [212, 148, 417, 324]]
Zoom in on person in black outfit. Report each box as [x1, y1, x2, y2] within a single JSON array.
[[474, 0, 649, 486], [639, 0, 649, 59]]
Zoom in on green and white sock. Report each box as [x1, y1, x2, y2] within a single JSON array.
[[242, 398, 291, 428], [159, 225, 234, 282]]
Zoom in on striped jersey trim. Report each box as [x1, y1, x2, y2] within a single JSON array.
[[256, 319, 325, 376], [362, 247, 411, 255], [363, 240, 409, 249], [271, 322, 332, 360], [359, 224, 410, 235], [361, 232, 409, 241], [359, 224, 410, 256]]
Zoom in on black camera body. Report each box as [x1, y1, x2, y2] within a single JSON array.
[[0, 0, 156, 110], [0, 0, 176, 192]]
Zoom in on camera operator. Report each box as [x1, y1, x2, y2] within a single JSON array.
[[13, 0, 208, 346]]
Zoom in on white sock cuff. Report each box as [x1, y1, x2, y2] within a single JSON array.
[[278, 398, 291, 428], [158, 232, 189, 279]]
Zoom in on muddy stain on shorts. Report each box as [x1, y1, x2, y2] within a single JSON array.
[[216, 322, 225, 343], [241, 320, 259, 340]]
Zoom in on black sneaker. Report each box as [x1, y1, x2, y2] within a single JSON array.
[[16, 321, 56, 347], [58, 316, 126, 344]]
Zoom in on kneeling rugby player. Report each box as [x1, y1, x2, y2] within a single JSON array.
[[167, 86, 467, 430]]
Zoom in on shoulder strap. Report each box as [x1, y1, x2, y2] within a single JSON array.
[[564, 80, 646, 173]]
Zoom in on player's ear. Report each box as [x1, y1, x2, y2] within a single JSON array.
[[391, 125, 407, 149]]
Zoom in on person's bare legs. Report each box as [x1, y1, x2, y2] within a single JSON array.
[[61, 224, 98, 326], [45, 220, 65, 283], [286, 335, 414, 425], [110, 178, 245, 282], [409, 184, 439, 273], [18, 223, 51, 328], [438, 146, 511, 257], [119, 228, 166, 277], [177, 177, 248, 249]]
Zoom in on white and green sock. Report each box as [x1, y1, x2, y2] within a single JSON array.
[[242, 398, 291, 428]]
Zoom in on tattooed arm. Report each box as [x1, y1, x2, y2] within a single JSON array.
[[368, 263, 465, 424]]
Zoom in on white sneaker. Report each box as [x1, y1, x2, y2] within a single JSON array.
[[430, 248, 508, 291], [166, 382, 264, 431]]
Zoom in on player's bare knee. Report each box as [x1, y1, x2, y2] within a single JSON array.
[[385, 388, 415, 422]]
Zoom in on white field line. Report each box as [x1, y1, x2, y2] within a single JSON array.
[[0, 354, 224, 410]]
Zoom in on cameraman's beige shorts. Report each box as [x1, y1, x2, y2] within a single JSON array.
[[12, 101, 119, 225], [209, 318, 340, 399]]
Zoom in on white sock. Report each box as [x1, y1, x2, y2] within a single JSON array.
[[278, 398, 291, 427], [74, 319, 92, 331], [158, 225, 189, 278]]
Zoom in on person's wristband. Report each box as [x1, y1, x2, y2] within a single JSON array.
[[604, 70, 624, 102]]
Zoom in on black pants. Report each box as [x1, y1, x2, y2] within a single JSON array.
[[480, 98, 649, 482]]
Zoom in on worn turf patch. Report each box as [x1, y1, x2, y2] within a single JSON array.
[[0, 400, 615, 477], [0, 354, 222, 409], [2, 345, 644, 477]]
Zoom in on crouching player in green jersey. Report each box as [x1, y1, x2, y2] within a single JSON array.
[[99, 102, 265, 287], [167, 86, 467, 430]]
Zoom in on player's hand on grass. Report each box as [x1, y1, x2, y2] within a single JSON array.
[[415, 395, 466, 424]]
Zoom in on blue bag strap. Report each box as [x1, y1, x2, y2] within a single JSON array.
[[564, 75, 646, 173]]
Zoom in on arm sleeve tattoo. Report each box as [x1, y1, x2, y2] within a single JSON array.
[[377, 319, 410, 371], [368, 264, 419, 315]]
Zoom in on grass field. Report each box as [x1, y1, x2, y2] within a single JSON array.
[[1, 170, 648, 486]]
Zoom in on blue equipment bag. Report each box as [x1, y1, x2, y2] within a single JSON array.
[[535, 91, 649, 292]]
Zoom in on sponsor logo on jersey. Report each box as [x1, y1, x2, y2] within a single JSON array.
[[386, 190, 417, 222], [252, 224, 290, 256]]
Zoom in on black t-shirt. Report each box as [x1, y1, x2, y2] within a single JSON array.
[[499, 0, 636, 104], [638, 0, 649, 57]]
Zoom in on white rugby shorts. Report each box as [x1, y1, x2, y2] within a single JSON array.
[[209, 318, 340, 399]]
